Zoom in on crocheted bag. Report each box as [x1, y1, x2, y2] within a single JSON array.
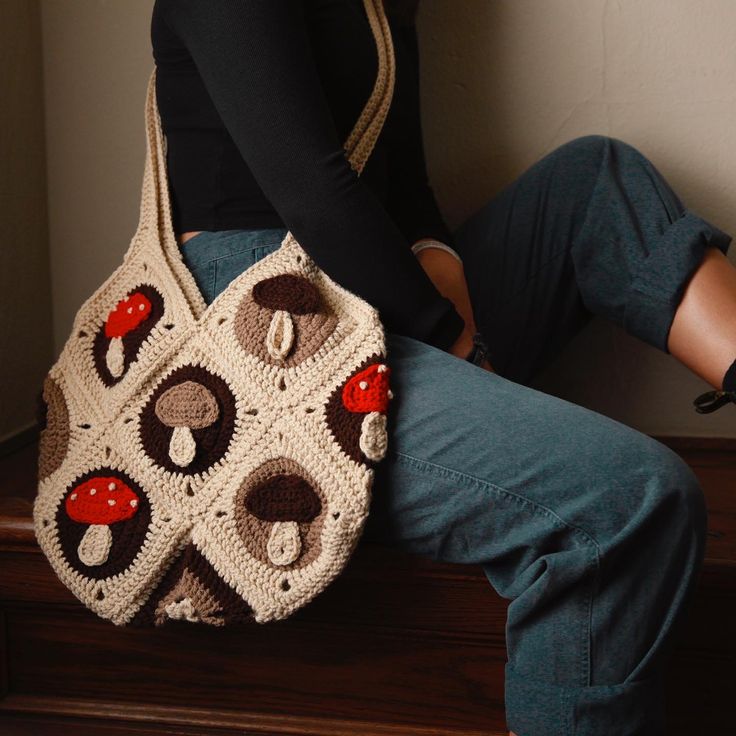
[[33, 0, 395, 627]]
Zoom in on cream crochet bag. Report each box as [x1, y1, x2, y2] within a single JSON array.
[[34, 0, 395, 627]]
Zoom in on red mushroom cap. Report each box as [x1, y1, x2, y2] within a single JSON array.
[[342, 363, 391, 414], [65, 476, 140, 525], [105, 292, 153, 339]]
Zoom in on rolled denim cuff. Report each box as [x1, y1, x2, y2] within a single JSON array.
[[623, 210, 732, 353], [504, 662, 666, 736]]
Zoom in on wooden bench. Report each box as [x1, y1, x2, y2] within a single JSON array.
[[1, 438, 733, 735]]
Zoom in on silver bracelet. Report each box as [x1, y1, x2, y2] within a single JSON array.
[[410, 238, 463, 263]]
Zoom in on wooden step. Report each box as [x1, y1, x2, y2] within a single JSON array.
[[0, 438, 733, 736]]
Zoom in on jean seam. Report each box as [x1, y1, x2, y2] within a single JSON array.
[[212, 257, 221, 297], [209, 242, 282, 263], [393, 449, 601, 550], [204, 260, 216, 304]]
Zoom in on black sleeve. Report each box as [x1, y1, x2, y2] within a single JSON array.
[[384, 23, 457, 248], [156, 0, 465, 350]]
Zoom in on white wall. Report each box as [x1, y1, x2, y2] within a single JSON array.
[[40, 0, 736, 437]]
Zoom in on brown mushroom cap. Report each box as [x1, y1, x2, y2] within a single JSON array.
[[245, 474, 321, 522], [155, 380, 219, 429], [252, 274, 322, 315]]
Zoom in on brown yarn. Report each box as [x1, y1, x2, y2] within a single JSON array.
[[252, 274, 322, 314], [139, 364, 236, 475], [132, 543, 253, 627], [55, 468, 152, 581], [245, 474, 322, 523], [38, 377, 70, 481], [92, 284, 164, 386], [325, 352, 385, 466], [234, 288, 338, 367], [235, 457, 327, 571]]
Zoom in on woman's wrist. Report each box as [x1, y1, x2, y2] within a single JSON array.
[[449, 327, 475, 359], [449, 327, 495, 371]]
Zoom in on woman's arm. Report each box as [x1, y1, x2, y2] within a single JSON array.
[[156, 0, 466, 351], [413, 246, 494, 372]]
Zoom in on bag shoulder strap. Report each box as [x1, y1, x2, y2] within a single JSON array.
[[134, 0, 395, 264]]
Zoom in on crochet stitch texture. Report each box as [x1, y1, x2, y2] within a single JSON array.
[[33, 0, 395, 626]]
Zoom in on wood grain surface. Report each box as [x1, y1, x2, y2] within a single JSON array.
[[0, 437, 733, 735]]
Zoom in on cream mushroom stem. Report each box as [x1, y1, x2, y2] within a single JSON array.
[[169, 425, 197, 467], [267, 521, 302, 566], [105, 336, 125, 378], [266, 309, 295, 361], [77, 523, 113, 566], [359, 411, 388, 461]]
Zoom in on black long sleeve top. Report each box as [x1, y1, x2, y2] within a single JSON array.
[[151, 0, 465, 350]]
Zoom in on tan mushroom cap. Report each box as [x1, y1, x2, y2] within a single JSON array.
[[155, 380, 220, 429]]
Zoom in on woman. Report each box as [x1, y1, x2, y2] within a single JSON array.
[[151, 1, 734, 734]]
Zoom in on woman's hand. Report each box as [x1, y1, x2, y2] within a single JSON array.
[[413, 244, 494, 372]]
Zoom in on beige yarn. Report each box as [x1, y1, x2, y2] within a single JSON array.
[[33, 0, 395, 626]]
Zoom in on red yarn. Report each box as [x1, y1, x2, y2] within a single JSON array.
[[65, 476, 139, 525], [342, 363, 391, 413], [105, 292, 153, 338]]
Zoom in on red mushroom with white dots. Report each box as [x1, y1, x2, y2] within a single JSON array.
[[104, 291, 153, 378], [341, 363, 392, 461], [65, 476, 140, 566]]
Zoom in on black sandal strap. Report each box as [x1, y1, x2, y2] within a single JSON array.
[[693, 389, 736, 414]]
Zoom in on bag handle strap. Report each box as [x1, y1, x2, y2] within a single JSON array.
[[134, 0, 395, 266], [342, 0, 396, 175]]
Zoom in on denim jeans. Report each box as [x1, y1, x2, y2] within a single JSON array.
[[179, 135, 731, 735]]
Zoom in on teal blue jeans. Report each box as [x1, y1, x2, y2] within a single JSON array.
[[180, 136, 729, 735]]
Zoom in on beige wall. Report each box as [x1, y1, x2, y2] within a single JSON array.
[[421, 0, 736, 437], [0, 0, 53, 441], [40, 0, 736, 437]]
